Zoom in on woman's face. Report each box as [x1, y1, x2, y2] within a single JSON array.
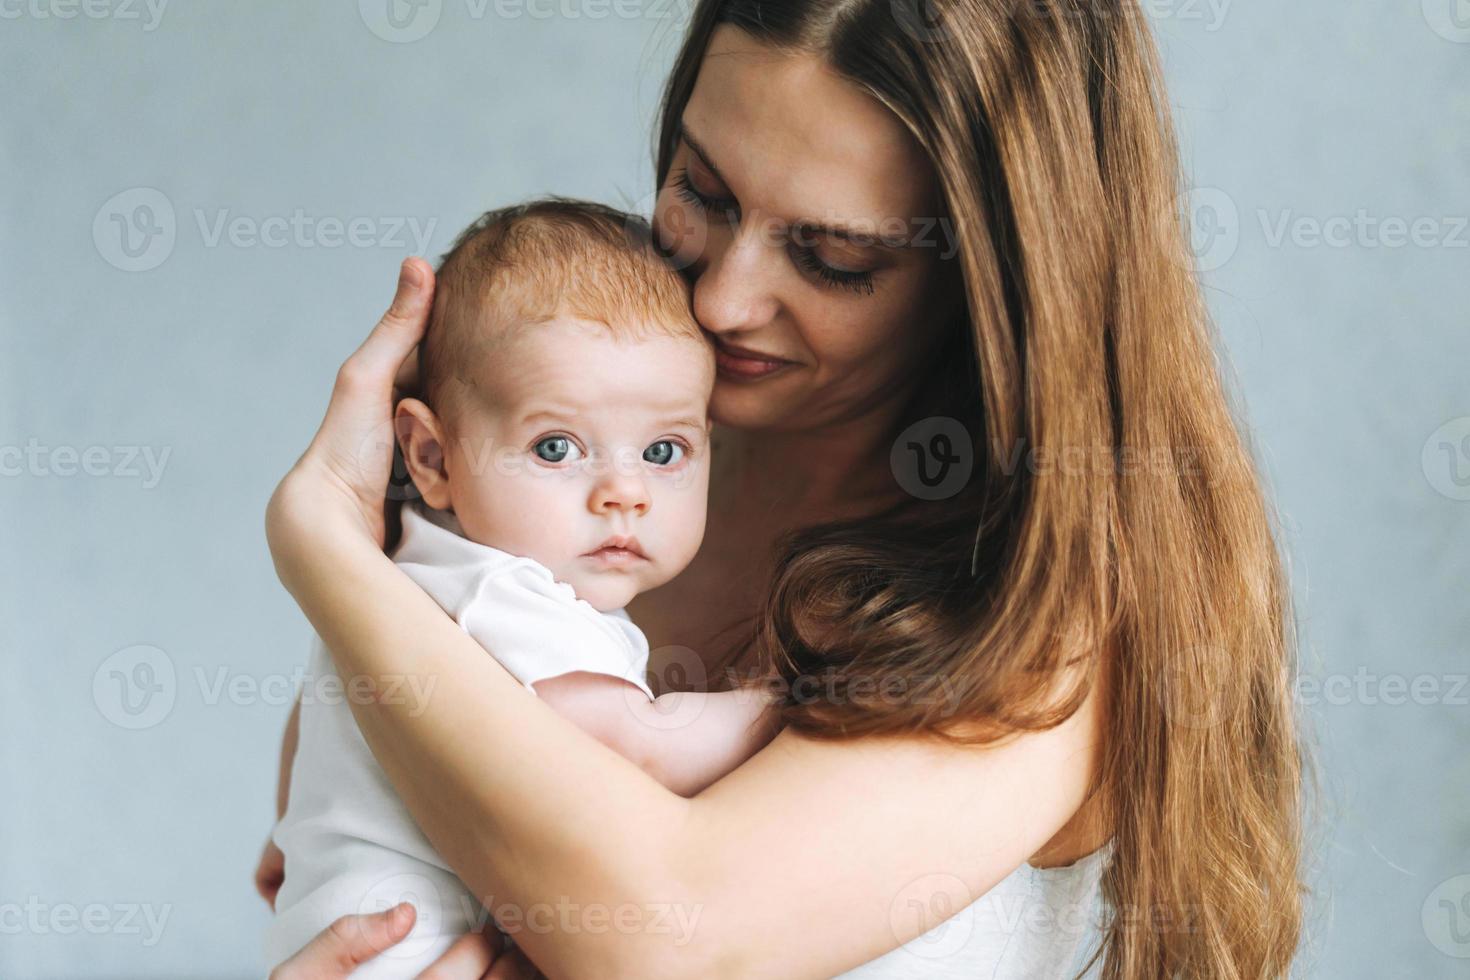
[[653, 26, 959, 432]]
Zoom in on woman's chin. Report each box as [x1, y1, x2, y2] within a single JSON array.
[[708, 376, 808, 431]]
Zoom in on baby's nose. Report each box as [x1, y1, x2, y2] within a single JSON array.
[[589, 465, 650, 516]]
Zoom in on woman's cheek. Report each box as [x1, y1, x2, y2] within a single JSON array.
[[845, 289, 929, 362], [653, 193, 711, 270], [798, 306, 884, 366]]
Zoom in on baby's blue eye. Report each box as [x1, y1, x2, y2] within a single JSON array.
[[643, 441, 684, 466], [533, 436, 581, 463]]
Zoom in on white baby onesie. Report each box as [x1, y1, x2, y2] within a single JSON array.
[[264, 502, 656, 977]]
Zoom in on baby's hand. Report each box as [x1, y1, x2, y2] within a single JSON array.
[[254, 834, 285, 910]]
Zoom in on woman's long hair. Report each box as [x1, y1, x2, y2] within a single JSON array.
[[653, 2, 1308, 977]]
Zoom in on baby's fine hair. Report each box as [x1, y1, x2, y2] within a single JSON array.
[[419, 197, 703, 416]]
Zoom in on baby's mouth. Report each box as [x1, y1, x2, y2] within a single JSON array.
[[583, 547, 647, 566], [582, 534, 648, 566]]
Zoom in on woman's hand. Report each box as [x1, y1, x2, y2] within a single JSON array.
[[267, 905, 543, 980], [267, 257, 434, 560]]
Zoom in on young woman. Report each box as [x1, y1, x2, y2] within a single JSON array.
[[264, 1, 1307, 977]]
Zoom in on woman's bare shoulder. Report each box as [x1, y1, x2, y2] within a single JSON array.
[[871, 641, 1113, 870], [1026, 643, 1115, 867]]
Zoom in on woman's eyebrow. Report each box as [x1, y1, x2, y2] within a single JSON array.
[[792, 220, 910, 250], [679, 122, 909, 251], [677, 122, 731, 187]]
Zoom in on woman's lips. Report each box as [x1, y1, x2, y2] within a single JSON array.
[[712, 343, 795, 381]]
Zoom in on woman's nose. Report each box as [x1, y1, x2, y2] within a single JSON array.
[[692, 220, 781, 336]]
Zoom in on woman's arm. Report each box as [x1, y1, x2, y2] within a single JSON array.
[[267, 260, 1103, 979], [272, 496, 1101, 979]]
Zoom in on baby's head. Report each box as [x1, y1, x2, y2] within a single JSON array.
[[396, 198, 715, 611]]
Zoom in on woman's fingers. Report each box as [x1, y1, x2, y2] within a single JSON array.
[[278, 257, 436, 546], [315, 257, 433, 445], [393, 342, 423, 397], [319, 258, 432, 442], [269, 904, 416, 980], [343, 257, 434, 389], [415, 928, 504, 979]]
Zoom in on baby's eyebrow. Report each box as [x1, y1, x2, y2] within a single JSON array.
[[518, 408, 705, 437], [518, 408, 579, 426]]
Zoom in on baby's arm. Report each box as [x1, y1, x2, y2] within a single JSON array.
[[532, 674, 782, 797]]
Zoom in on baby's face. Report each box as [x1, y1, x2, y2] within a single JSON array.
[[434, 317, 714, 611]]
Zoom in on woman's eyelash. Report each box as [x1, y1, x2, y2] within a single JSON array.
[[671, 169, 738, 218], [671, 168, 875, 297], [791, 245, 876, 296]]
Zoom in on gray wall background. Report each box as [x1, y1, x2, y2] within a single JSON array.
[[2, 2, 1466, 977]]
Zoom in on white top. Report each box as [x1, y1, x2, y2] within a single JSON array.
[[836, 841, 1111, 978], [264, 503, 656, 976]]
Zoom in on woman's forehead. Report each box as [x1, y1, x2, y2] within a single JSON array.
[[684, 26, 938, 230]]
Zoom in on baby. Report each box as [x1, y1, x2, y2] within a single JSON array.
[[264, 199, 779, 976]]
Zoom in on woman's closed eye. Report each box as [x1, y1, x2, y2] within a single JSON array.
[[788, 242, 876, 295], [670, 167, 877, 296], [672, 167, 739, 223]]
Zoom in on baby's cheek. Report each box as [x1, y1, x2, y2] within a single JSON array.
[[658, 490, 709, 579], [458, 471, 578, 558]]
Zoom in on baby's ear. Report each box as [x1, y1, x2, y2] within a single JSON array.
[[395, 398, 452, 510]]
